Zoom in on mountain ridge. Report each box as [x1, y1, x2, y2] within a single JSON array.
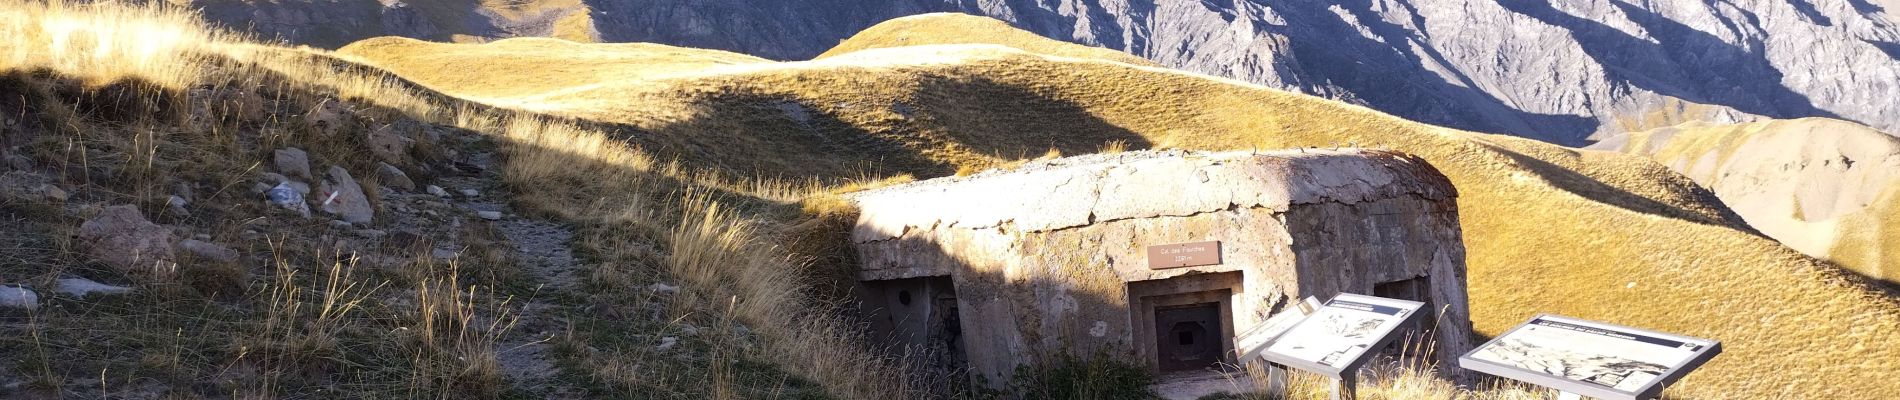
[[186, 0, 1900, 146]]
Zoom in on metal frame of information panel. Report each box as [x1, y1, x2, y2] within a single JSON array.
[[1457, 314, 1723, 400], [1258, 293, 1425, 378]]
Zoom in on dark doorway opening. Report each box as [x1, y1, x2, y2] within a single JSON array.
[[1374, 275, 1434, 356], [1154, 302, 1222, 372]]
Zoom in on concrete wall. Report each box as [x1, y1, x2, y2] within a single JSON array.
[[847, 149, 1471, 388]]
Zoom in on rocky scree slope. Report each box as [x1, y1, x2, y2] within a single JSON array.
[[191, 0, 1900, 146]]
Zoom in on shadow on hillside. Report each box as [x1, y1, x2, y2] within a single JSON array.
[[1474, 141, 1754, 231], [908, 73, 1154, 161], [1247, 0, 1602, 145], [1498, 0, 1843, 123], [623, 75, 1152, 183]]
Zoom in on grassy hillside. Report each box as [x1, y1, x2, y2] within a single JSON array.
[[815, 13, 1157, 67], [1592, 118, 1900, 284], [0, 1, 903, 398], [338, 17, 1900, 399], [190, 0, 598, 48]]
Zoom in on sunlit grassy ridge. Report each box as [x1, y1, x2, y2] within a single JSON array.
[[340, 19, 1900, 399], [815, 13, 1158, 67], [1595, 118, 1900, 284]]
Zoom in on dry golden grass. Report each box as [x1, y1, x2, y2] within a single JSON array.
[[12, 1, 1900, 398], [336, 36, 768, 107], [338, 21, 1900, 398], [817, 13, 1158, 67]]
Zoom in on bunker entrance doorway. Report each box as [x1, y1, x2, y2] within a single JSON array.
[[1154, 302, 1222, 372]]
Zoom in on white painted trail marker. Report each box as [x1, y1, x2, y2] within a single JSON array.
[[1259, 293, 1425, 400], [1459, 314, 1722, 400]]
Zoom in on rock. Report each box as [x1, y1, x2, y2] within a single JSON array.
[[459, 188, 480, 198], [655, 336, 678, 352], [78, 205, 177, 275], [328, 220, 353, 229], [167, 195, 188, 208], [179, 239, 240, 264], [376, 162, 415, 192], [355, 229, 387, 238], [426, 185, 449, 197], [431, 248, 460, 260], [274, 148, 312, 180], [366, 123, 415, 164], [0, 171, 68, 203], [316, 166, 373, 224], [477, 211, 502, 220], [0, 286, 37, 310], [303, 99, 350, 135], [55, 277, 132, 297], [648, 283, 680, 295], [250, 182, 273, 194]]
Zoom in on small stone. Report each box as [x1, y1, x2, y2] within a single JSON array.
[[648, 283, 680, 295], [477, 211, 502, 220], [303, 100, 350, 136], [431, 248, 460, 260], [426, 185, 449, 197], [250, 182, 273, 194], [168, 195, 188, 208], [193, 233, 211, 240], [42, 185, 68, 201], [0, 286, 38, 310], [78, 205, 177, 275], [376, 162, 415, 192], [366, 122, 415, 164], [329, 220, 353, 229], [179, 239, 240, 264], [317, 166, 373, 224], [274, 148, 312, 180], [459, 188, 480, 198], [0, 171, 67, 203], [355, 229, 387, 238], [655, 336, 679, 352], [56, 277, 132, 297], [260, 172, 290, 184]]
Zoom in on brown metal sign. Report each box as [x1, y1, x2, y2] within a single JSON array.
[[1147, 241, 1221, 269]]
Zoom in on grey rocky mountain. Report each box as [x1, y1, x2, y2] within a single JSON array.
[[190, 0, 1900, 146]]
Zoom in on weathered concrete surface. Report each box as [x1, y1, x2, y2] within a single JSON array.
[[848, 149, 1471, 388]]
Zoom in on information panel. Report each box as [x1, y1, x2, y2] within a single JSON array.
[[1260, 293, 1424, 377], [1459, 314, 1722, 400]]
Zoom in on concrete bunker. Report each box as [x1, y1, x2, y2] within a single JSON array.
[[848, 149, 1474, 388]]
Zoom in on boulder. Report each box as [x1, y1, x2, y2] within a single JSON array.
[[274, 148, 312, 180], [376, 162, 415, 192], [0, 171, 68, 203], [0, 286, 37, 310], [303, 99, 350, 135], [78, 205, 177, 275], [179, 239, 240, 264], [366, 123, 415, 164], [317, 166, 373, 224], [55, 277, 132, 297]]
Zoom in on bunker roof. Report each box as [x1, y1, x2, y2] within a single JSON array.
[[850, 149, 1456, 243]]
